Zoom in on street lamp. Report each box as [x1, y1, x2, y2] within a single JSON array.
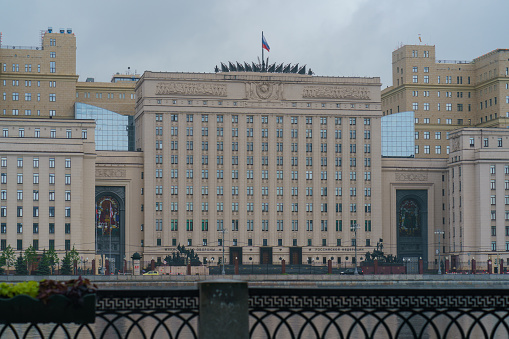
[[350, 223, 360, 275], [435, 229, 445, 274]]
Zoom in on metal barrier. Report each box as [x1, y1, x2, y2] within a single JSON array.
[[3, 284, 509, 338]]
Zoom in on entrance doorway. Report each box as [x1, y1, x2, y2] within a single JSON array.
[[289, 247, 302, 265], [229, 247, 243, 265], [260, 247, 272, 264]]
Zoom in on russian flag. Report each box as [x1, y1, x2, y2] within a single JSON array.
[[262, 34, 270, 52]]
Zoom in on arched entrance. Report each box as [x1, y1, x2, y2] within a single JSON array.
[[396, 190, 428, 271], [96, 187, 125, 274]]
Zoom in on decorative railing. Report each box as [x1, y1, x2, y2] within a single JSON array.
[[2, 283, 509, 338]]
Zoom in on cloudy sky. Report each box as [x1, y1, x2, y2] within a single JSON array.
[[1, 0, 508, 88]]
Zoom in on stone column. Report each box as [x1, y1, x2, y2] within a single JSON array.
[[199, 280, 248, 339]]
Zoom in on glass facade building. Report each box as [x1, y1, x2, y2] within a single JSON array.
[[381, 111, 415, 157], [75, 103, 134, 151]]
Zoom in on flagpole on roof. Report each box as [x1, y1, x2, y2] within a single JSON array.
[[262, 31, 264, 71]]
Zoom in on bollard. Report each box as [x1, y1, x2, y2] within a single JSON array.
[[199, 280, 248, 339]]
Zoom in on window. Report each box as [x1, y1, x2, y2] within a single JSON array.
[[50, 61, 56, 73]]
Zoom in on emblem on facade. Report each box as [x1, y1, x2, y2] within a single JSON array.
[[302, 86, 370, 100], [245, 82, 283, 100], [156, 82, 227, 97]]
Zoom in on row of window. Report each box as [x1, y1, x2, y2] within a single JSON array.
[[415, 145, 448, 155], [161, 127, 370, 139], [1, 128, 87, 139], [3, 92, 57, 102], [0, 239, 72, 251], [412, 102, 470, 112], [0, 206, 71, 217], [2, 189, 71, 201], [164, 218, 371, 232], [1, 157, 71, 168], [157, 169, 369, 181], [1, 63, 54, 73], [1, 222, 71, 234], [164, 186, 371, 197], [77, 92, 135, 100], [0, 173, 71, 185], [159, 114, 371, 126], [159, 202, 370, 213], [2, 80, 56, 87], [164, 155, 371, 166], [411, 75, 469, 85]]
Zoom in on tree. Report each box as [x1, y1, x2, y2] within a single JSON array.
[[14, 253, 28, 275], [69, 245, 80, 274], [61, 252, 73, 275], [36, 250, 51, 275], [1, 245, 15, 275], [24, 245, 37, 274], [46, 248, 58, 275]]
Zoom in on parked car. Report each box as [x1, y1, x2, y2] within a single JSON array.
[[340, 268, 363, 275], [143, 270, 159, 276]]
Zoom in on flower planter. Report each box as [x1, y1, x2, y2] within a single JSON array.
[[0, 294, 96, 324]]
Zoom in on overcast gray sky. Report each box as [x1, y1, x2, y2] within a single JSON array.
[[2, 0, 508, 88]]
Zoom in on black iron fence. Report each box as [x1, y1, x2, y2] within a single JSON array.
[[3, 284, 509, 338]]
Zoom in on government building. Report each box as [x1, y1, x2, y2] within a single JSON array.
[[1, 28, 508, 273]]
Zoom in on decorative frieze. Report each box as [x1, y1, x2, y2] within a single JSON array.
[[156, 82, 227, 97], [245, 82, 283, 100], [303, 86, 370, 100], [96, 169, 126, 178], [395, 173, 428, 181]]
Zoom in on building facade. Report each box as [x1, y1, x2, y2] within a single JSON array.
[[3, 29, 509, 272]]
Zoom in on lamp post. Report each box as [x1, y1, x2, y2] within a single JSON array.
[[350, 223, 360, 275], [220, 226, 226, 275], [435, 229, 445, 274]]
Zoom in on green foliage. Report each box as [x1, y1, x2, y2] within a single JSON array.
[[46, 248, 58, 274], [36, 250, 52, 275], [69, 246, 80, 264], [1, 245, 15, 273], [0, 281, 39, 298], [24, 245, 38, 274], [61, 252, 73, 275], [163, 244, 202, 266], [14, 253, 28, 275]]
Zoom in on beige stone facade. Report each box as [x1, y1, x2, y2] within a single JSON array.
[[136, 71, 383, 265], [382, 45, 509, 159], [0, 118, 96, 257]]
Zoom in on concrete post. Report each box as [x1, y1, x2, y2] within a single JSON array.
[[282, 259, 286, 274], [199, 280, 248, 339], [133, 259, 141, 275], [472, 258, 476, 274]]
